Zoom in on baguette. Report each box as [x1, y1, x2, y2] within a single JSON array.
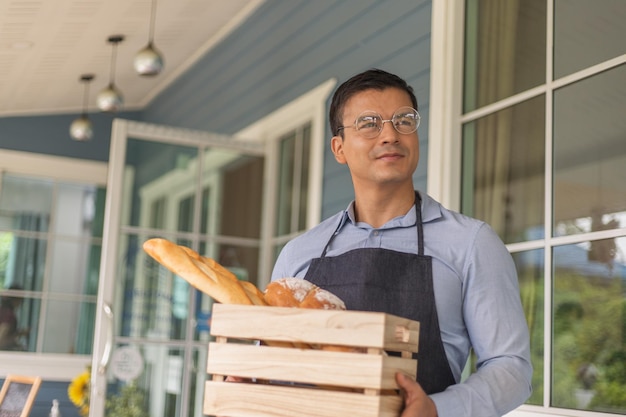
[[143, 238, 258, 305]]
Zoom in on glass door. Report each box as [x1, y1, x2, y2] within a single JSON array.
[[89, 119, 265, 417]]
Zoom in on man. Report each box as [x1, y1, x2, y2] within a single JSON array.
[[271, 69, 532, 417]]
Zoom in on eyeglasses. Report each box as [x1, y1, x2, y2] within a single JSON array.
[[336, 106, 420, 138]]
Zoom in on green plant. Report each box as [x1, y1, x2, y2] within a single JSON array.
[[105, 382, 149, 417]]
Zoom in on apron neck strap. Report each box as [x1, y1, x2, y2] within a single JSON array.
[[415, 191, 424, 256]]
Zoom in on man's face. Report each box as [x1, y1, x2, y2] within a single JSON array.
[[331, 87, 419, 190]]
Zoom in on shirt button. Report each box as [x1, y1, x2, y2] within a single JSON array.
[[373, 230, 379, 236]]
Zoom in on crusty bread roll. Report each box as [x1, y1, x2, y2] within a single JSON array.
[[264, 277, 346, 310]]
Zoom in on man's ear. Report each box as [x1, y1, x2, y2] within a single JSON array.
[[331, 135, 347, 164]]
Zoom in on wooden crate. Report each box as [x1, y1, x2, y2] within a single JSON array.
[[204, 304, 419, 417]]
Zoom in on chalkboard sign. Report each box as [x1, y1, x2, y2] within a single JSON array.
[[0, 375, 41, 417]]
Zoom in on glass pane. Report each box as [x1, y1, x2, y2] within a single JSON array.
[[275, 132, 296, 236], [42, 299, 94, 354], [554, 0, 626, 79], [216, 154, 264, 239], [0, 174, 52, 232], [464, 0, 546, 112], [198, 241, 261, 287], [193, 289, 214, 342], [91, 187, 107, 238], [461, 95, 545, 244], [512, 249, 544, 406], [124, 138, 199, 231], [553, 65, 626, 237], [0, 291, 38, 352], [552, 238, 626, 413], [53, 182, 101, 238], [298, 124, 312, 231], [0, 234, 47, 292], [105, 345, 185, 417], [118, 234, 189, 341], [189, 347, 209, 417], [48, 239, 100, 295]]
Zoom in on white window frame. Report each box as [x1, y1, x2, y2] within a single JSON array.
[[429, 1, 626, 416], [0, 149, 107, 380], [235, 78, 336, 287]]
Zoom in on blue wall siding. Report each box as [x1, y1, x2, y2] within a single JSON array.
[[143, 0, 432, 219], [0, 111, 141, 162]]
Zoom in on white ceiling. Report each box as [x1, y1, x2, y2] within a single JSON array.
[[0, 0, 263, 117]]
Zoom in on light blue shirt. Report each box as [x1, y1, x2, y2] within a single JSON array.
[[272, 191, 532, 417]]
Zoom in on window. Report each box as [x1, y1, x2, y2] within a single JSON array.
[[0, 150, 107, 379], [273, 123, 312, 258], [235, 78, 336, 285], [430, 0, 626, 415]]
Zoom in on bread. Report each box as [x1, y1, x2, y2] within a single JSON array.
[[142, 238, 267, 306], [264, 277, 346, 310], [143, 238, 352, 351], [143, 239, 346, 311]]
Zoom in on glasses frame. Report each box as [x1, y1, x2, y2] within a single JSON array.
[[336, 106, 421, 138]]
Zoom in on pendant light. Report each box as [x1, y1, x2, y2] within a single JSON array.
[[134, 0, 164, 76], [97, 35, 124, 112], [70, 74, 95, 141]]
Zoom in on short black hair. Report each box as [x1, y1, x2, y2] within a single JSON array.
[[329, 68, 418, 136]]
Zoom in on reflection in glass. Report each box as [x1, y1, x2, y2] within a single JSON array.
[[0, 234, 47, 292], [0, 174, 52, 232], [53, 182, 102, 237], [463, 0, 546, 112], [0, 173, 104, 355], [552, 238, 626, 412], [275, 124, 311, 236], [553, 65, 626, 237], [106, 345, 186, 417], [118, 234, 189, 341], [461, 96, 545, 244], [190, 348, 209, 417], [511, 249, 544, 406], [42, 299, 95, 354], [125, 139, 199, 230], [0, 292, 38, 352], [554, 0, 626, 79], [49, 240, 100, 296], [216, 153, 264, 239]]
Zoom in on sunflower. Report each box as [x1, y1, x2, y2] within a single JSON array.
[[68, 369, 90, 416]]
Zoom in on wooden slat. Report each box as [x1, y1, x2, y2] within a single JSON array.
[[207, 342, 417, 390], [210, 304, 419, 352], [203, 381, 404, 417]]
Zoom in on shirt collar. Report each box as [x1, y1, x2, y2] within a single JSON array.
[[342, 190, 443, 229]]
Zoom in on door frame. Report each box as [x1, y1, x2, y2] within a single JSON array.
[[89, 118, 265, 417]]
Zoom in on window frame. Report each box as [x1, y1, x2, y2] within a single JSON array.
[[0, 149, 107, 379], [428, 0, 626, 416], [235, 78, 336, 287]]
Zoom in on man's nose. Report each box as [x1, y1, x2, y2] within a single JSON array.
[[379, 120, 398, 142]]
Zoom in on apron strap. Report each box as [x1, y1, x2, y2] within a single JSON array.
[[415, 191, 424, 256]]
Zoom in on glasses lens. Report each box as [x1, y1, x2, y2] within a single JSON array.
[[392, 107, 420, 134], [355, 112, 382, 138]]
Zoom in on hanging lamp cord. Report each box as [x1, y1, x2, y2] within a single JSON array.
[[149, 0, 158, 43]]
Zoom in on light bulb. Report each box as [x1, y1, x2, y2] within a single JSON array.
[[134, 42, 164, 76], [70, 115, 93, 141], [97, 83, 123, 112]]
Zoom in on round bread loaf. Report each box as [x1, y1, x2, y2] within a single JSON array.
[[264, 278, 346, 310]]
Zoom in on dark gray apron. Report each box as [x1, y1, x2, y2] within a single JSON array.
[[304, 193, 456, 394]]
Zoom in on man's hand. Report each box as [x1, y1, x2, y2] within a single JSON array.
[[395, 373, 438, 417]]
